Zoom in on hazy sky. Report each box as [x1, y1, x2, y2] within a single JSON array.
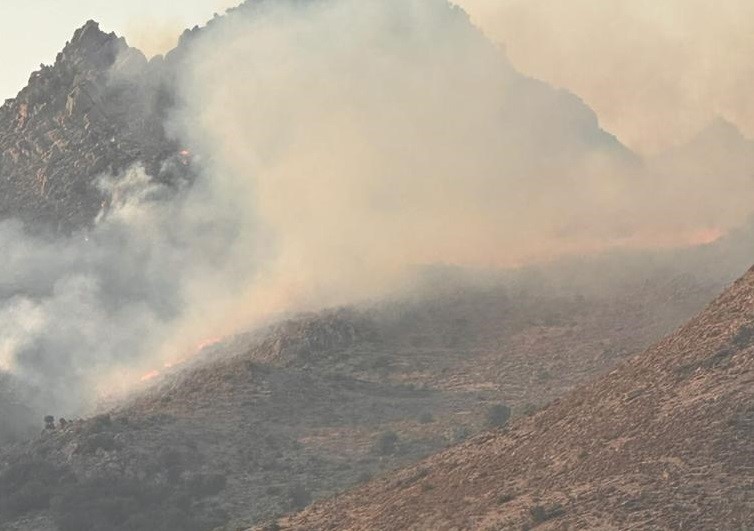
[[0, 0, 237, 101], [456, 0, 754, 153], [1, 1, 753, 154]]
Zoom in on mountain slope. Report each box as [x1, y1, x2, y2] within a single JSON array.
[[277, 267, 754, 530], [0, 268, 724, 530], [0, 21, 180, 231]]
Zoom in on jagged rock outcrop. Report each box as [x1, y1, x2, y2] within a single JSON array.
[[0, 21, 179, 231]]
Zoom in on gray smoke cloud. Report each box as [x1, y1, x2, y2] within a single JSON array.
[[0, 163, 260, 424], [2, 0, 754, 439], [171, 0, 754, 311]]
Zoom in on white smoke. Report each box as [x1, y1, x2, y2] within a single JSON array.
[[0, 162, 259, 417]]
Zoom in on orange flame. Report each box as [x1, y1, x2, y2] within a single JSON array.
[[140, 370, 160, 382], [138, 336, 222, 382]]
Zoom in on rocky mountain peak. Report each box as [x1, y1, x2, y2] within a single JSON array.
[[0, 21, 176, 231]]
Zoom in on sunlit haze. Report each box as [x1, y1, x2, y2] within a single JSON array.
[[0, 0, 237, 101]]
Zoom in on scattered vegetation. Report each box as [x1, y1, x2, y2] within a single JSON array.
[[51, 476, 226, 531], [0, 460, 70, 518], [497, 493, 515, 505], [0, 447, 228, 530]]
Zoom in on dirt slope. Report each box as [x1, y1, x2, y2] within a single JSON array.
[[0, 269, 724, 530], [277, 268, 754, 530]]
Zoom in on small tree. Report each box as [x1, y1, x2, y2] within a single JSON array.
[[486, 404, 511, 428], [44, 416, 55, 430]]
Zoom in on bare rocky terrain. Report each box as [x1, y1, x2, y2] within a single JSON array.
[[277, 267, 754, 530], [0, 21, 185, 232]]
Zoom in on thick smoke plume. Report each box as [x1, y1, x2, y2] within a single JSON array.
[[455, 0, 754, 154], [2, 0, 754, 437], [173, 0, 754, 308]]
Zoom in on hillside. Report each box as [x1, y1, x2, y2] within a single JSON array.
[[0, 267, 724, 530], [278, 267, 754, 530]]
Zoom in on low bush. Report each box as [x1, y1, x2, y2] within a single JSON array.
[[373, 431, 399, 455], [287, 483, 311, 510], [486, 404, 511, 428]]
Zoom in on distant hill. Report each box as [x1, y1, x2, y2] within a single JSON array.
[[278, 267, 754, 530]]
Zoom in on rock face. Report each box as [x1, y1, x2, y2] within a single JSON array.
[[278, 268, 754, 530], [0, 21, 177, 231]]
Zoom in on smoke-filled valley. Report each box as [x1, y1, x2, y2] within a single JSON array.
[[0, 1, 752, 530]]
